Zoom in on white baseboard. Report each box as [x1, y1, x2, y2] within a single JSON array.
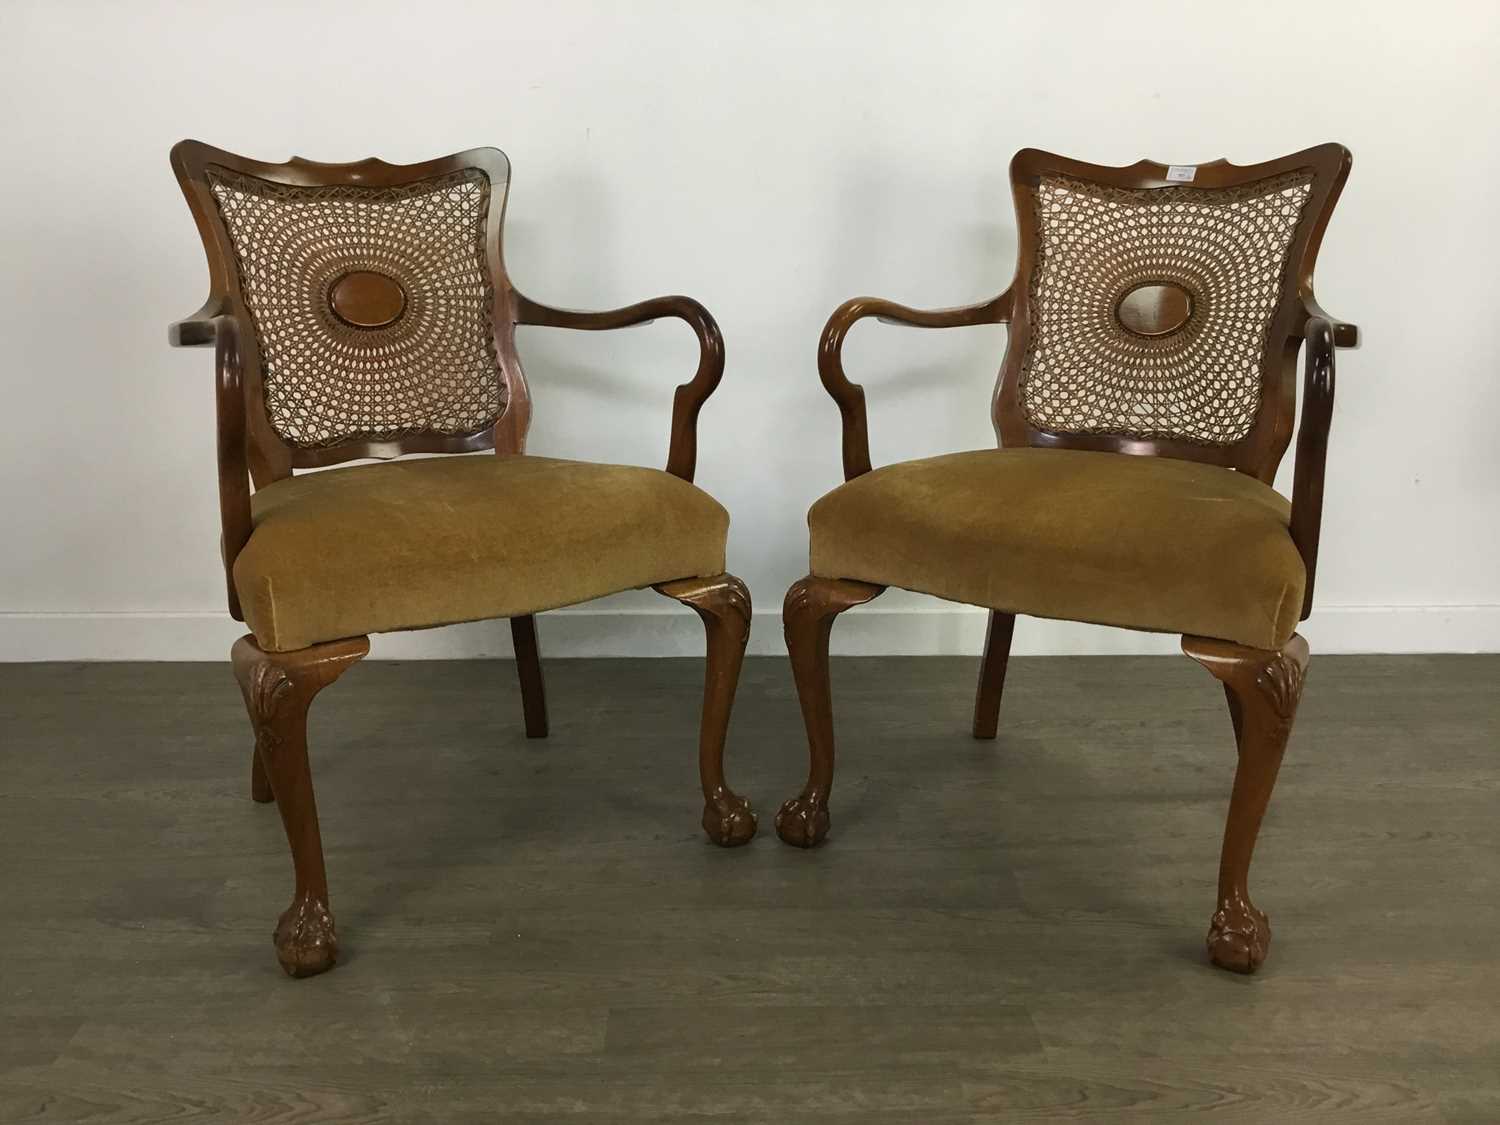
[[0, 604, 1497, 661]]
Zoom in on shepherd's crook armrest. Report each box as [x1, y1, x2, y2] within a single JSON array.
[[514, 293, 724, 483], [818, 292, 1013, 480], [169, 299, 229, 347], [1303, 297, 1359, 349]]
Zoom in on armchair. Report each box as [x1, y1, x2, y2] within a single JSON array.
[[170, 142, 755, 977], [780, 144, 1357, 973]]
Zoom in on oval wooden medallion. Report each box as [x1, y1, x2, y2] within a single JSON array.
[[329, 270, 406, 329], [1116, 282, 1194, 338]]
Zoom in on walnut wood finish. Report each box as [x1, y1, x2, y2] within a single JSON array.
[[329, 270, 407, 329], [817, 293, 1013, 480], [249, 745, 273, 804], [230, 634, 368, 978], [515, 293, 724, 483], [1291, 317, 1337, 619], [776, 576, 885, 847], [170, 143, 747, 975], [971, 611, 1016, 740], [1183, 633, 1310, 973], [509, 615, 549, 739], [210, 314, 249, 622], [654, 575, 758, 846], [792, 145, 1356, 971], [1116, 282, 1193, 338]]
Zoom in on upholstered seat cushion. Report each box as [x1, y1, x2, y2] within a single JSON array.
[[234, 455, 729, 651], [808, 448, 1306, 650]]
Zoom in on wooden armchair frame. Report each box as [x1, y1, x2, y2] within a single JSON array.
[[170, 142, 754, 977], [781, 144, 1358, 973]]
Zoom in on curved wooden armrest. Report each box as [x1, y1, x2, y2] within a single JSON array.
[[192, 314, 251, 620], [1303, 296, 1359, 350], [168, 299, 229, 347], [514, 292, 724, 482], [819, 292, 1013, 480], [1290, 316, 1338, 620]]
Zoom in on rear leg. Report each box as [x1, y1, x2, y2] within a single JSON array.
[[972, 610, 1016, 739], [510, 614, 549, 739]]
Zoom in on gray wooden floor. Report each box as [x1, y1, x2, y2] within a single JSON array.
[[1, 654, 1497, 1122]]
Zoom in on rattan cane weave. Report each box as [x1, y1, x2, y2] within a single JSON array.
[[206, 167, 503, 449], [1019, 170, 1315, 445]]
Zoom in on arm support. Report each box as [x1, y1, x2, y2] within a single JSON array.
[[213, 316, 251, 620], [166, 312, 251, 620], [169, 307, 251, 618], [515, 293, 724, 482], [818, 292, 1013, 480], [1289, 316, 1340, 620]]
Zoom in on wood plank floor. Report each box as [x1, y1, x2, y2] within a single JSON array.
[[1, 654, 1497, 1122]]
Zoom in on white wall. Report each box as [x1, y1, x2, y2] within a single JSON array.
[[2, 0, 1497, 659]]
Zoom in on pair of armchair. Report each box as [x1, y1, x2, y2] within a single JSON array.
[[170, 141, 1355, 979]]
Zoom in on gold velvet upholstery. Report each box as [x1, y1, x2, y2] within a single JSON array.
[[235, 455, 729, 651], [809, 448, 1305, 650]]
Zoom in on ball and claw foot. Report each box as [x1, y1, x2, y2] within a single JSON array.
[[702, 790, 757, 847], [1207, 894, 1271, 974], [775, 795, 830, 848], [274, 892, 339, 978]]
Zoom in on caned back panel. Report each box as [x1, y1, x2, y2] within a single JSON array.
[[172, 143, 522, 478], [205, 167, 504, 449], [1020, 172, 1312, 444], [997, 146, 1349, 481]]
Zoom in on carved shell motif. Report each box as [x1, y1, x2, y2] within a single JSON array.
[[715, 579, 753, 634], [676, 578, 752, 653], [782, 578, 816, 626], [249, 663, 296, 757], [1255, 652, 1306, 729]]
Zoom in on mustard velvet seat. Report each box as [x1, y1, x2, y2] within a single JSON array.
[[235, 455, 730, 652], [809, 447, 1304, 651]]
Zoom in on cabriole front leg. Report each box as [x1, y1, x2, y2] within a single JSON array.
[[249, 747, 274, 803], [1183, 633, 1309, 974], [654, 574, 757, 846], [230, 634, 368, 977], [776, 575, 884, 847]]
